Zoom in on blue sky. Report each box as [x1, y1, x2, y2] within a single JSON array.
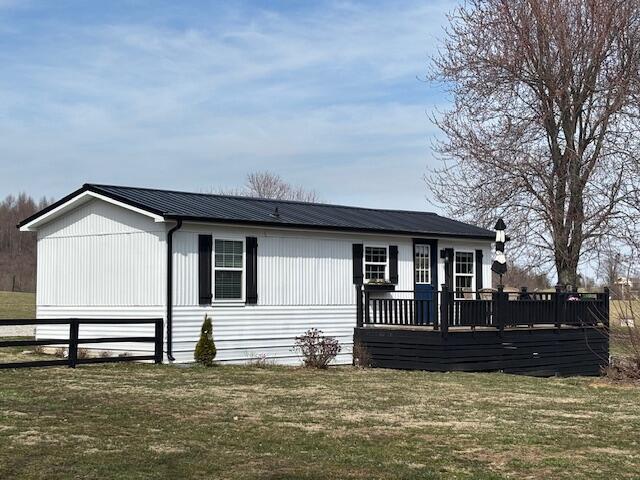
[[0, 0, 454, 210]]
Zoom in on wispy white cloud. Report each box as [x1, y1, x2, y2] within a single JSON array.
[[0, 0, 454, 210]]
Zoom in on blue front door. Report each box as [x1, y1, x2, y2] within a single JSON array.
[[414, 243, 435, 325]]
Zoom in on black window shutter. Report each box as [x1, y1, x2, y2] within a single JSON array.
[[246, 236, 258, 304], [389, 245, 399, 284], [475, 249, 483, 291], [198, 235, 213, 305], [352, 244, 363, 285]]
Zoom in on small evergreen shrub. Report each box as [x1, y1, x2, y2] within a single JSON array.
[[194, 314, 217, 366], [294, 328, 341, 369]]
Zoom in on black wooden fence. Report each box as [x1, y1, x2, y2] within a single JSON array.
[[0, 318, 163, 369], [359, 286, 609, 334]]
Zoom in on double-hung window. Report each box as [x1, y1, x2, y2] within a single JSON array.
[[454, 251, 474, 299], [214, 239, 244, 300], [364, 246, 388, 282]]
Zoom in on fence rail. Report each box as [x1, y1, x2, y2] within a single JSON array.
[[358, 286, 609, 335], [0, 318, 163, 369]]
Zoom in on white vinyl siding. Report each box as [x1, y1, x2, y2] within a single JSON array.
[[172, 229, 415, 307], [32, 197, 494, 365], [36, 199, 165, 307], [34, 199, 166, 355], [169, 304, 357, 364]]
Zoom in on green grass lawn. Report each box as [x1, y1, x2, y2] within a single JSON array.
[[0, 291, 35, 319], [1, 293, 639, 478], [1, 363, 639, 480]]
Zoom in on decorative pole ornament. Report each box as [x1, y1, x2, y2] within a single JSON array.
[[491, 218, 507, 285]]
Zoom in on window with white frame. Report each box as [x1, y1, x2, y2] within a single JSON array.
[[364, 246, 388, 282], [214, 239, 244, 300], [454, 251, 474, 299], [415, 244, 431, 284]]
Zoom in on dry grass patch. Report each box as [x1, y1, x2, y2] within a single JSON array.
[[0, 364, 639, 480], [0, 291, 35, 319]]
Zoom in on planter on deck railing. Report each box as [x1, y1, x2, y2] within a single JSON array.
[[363, 283, 396, 292]]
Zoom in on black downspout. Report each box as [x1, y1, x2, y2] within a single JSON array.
[[166, 219, 182, 362]]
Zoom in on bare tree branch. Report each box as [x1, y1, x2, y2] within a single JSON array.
[[218, 171, 322, 203]]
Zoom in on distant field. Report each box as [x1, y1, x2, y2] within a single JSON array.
[[609, 300, 639, 358], [610, 299, 639, 324], [0, 291, 35, 319]]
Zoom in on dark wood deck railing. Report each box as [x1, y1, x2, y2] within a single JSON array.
[[0, 318, 163, 369], [358, 285, 609, 334], [363, 290, 437, 327]]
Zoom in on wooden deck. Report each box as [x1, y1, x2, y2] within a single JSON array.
[[354, 286, 610, 376]]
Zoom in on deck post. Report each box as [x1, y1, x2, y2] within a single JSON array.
[[554, 285, 565, 330], [433, 291, 440, 331], [495, 286, 506, 334], [440, 284, 449, 338], [519, 286, 528, 300], [364, 291, 371, 325], [356, 285, 364, 328]]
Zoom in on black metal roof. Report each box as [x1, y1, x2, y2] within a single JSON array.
[[20, 183, 495, 240]]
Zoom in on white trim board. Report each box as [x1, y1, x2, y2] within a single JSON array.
[[20, 191, 166, 231]]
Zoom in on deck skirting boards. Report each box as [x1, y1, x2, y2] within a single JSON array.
[[354, 327, 609, 376]]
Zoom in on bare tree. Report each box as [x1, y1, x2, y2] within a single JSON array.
[[427, 0, 640, 285], [597, 244, 623, 288], [220, 171, 321, 202]]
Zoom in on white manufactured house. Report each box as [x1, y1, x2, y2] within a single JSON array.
[[19, 184, 495, 365]]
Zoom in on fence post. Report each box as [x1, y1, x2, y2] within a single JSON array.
[[440, 284, 449, 338], [495, 285, 505, 334], [154, 319, 163, 364], [602, 286, 610, 328], [554, 285, 565, 330], [68, 319, 79, 368], [356, 285, 364, 328]]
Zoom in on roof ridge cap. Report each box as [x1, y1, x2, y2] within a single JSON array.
[[86, 183, 440, 215]]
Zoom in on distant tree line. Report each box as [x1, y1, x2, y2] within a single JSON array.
[[0, 194, 50, 292]]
